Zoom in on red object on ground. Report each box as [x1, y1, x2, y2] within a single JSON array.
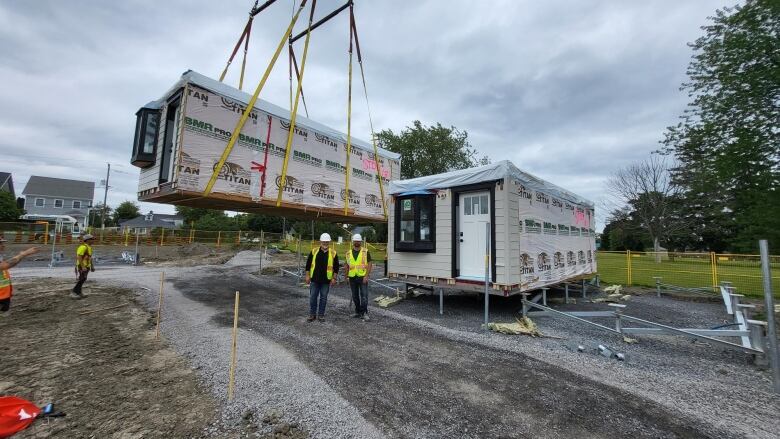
[[0, 397, 41, 438]]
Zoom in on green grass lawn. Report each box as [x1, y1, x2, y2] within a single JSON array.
[[596, 251, 780, 298]]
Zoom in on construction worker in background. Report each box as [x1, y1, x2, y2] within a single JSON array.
[[0, 237, 39, 317], [72, 234, 95, 299], [304, 233, 339, 322], [345, 233, 372, 321]]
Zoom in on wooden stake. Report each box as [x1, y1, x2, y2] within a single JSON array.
[[155, 271, 165, 339], [228, 290, 240, 401]]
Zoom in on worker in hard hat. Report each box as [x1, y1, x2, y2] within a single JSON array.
[[0, 237, 39, 317], [72, 234, 95, 299], [304, 233, 340, 322], [345, 233, 372, 321]]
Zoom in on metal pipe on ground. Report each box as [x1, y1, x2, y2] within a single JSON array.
[[759, 239, 780, 393]]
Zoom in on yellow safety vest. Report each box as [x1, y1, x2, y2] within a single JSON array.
[[0, 268, 11, 300], [76, 244, 93, 269], [346, 248, 368, 278], [310, 248, 335, 280]]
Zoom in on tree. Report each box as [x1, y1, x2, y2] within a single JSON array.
[[113, 201, 140, 225], [175, 206, 214, 226], [606, 156, 688, 257], [660, 0, 780, 252], [376, 120, 489, 179], [0, 191, 23, 221], [89, 203, 113, 227]]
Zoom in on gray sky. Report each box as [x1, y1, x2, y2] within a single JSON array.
[[0, 0, 725, 229]]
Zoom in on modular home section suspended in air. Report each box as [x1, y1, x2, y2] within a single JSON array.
[[130, 70, 400, 222]]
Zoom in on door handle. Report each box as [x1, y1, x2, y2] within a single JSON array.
[[459, 239, 464, 243]]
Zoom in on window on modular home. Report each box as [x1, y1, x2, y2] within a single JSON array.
[[35, 198, 44, 207], [394, 194, 435, 252], [131, 106, 161, 168], [54, 199, 63, 208], [72, 200, 81, 209]]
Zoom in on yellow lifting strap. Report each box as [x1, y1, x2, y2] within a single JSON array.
[[344, 43, 354, 216], [204, 2, 308, 197], [276, 1, 317, 207]]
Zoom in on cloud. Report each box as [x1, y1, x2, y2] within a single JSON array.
[[0, 0, 723, 229]]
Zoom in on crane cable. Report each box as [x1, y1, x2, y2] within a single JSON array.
[[351, 4, 387, 219], [218, 0, 259, 88], [204, 0, 309, 197], [276, 0, 318, 207], [343, 6, 354, 216]]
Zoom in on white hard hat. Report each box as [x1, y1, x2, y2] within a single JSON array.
[[82, 234, 95, 241], [319, 233, 331, 242], [352, 233, 363, 242]]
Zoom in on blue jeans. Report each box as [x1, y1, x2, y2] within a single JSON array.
[[349, 277, 368, 315], [309, 281, 330, 316]]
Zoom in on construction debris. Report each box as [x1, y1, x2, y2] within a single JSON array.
[[374, 294, 404, 308], [592, 285, 632, 303], [487, 317, 541, 337]]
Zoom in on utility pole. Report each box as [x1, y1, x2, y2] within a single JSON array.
[[100, 163, 111, 229]]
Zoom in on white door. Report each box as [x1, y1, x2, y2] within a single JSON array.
[[458, 191, 490, 279]]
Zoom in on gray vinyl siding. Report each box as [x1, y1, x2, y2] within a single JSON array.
[[138, 105, 167, 192], [23, 196, 91, 226], [505, 178, 522, 285], [387, 189, 453, 279], [493, 179, 509, 285], [138, 88, 186, 193]]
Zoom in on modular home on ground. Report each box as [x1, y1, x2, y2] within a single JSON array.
[[387, 160, 597, 296], [130, 70, 399, 222]]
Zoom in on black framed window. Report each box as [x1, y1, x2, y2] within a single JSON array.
[[394, 194, 435, 252], [131, 107, 160, 168]]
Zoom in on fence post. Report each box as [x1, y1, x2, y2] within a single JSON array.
[[217, 231, 222, 248], [124, 228, 129, 247], [711, 252, 719, 291], [236, 230, 241, 245], [44, 222, 49, 245], [159, 228, 165, 246], [626, 250, 632, 285]]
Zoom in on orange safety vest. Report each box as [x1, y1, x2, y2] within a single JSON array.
[[0, 268, 12, 300], [346, 248, 368, 278], [310, 248, 335, 280]]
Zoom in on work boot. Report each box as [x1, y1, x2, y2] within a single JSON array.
[[0, 311, 9, 318], [318, 315, 325, 322], [351, 313, 361, 318], [70, 292, 83, 300], [362, 314, 370, 322], [306, 315, 316, 322]]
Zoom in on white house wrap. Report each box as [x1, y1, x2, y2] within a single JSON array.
[[130, 70, 400, 221], [387, 160, 596, 295]]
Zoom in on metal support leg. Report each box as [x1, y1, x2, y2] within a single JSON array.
[[541, 288, 548, 306], [582, 279, 587, 298], [654, 277, 662, 297], [521, 293, 529, 318], [439, 288, 443, 315], [564, 283, 569, 303], [595, 275, 600, 287], [610, 303, 626, 334], [748, 320, 767, 354]]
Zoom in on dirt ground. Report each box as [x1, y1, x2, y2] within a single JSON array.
[[0, 278, 218, 438], [173, 267, 721, 439], [4, 242, 240, 268]]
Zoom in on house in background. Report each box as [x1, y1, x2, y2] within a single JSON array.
[[22, 176, 95, 230], [118, 211, 184, 235], [0, 172, 15, 198]]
